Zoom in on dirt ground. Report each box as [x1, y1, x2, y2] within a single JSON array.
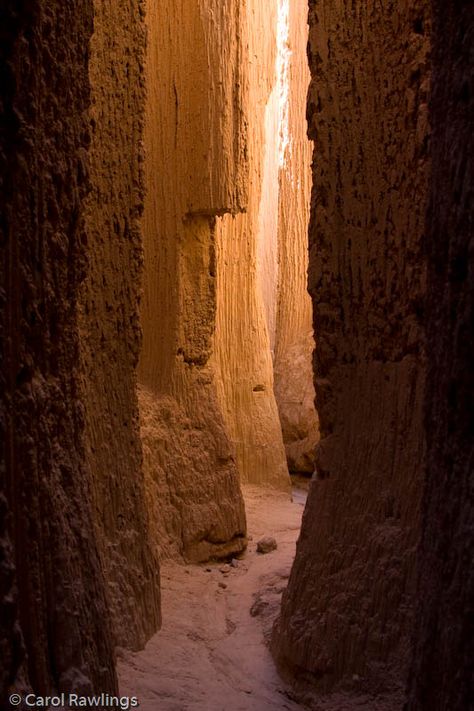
[[118, 485, 308, 710], [118, 482, 403, 711]]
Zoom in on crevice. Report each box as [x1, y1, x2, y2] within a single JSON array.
[[1, 1, 471, 709]]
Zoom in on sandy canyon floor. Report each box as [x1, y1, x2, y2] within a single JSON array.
[[118, 483, 401, 711], [118, 485, 309, 711]]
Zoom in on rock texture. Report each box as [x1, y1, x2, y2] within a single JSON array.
[[0, 8, 25, 704], [273, 0, 430, 697], [1, 0, 471, 705], [140, 0, 322, 526], [0, 0, 117, 697], [273, 0, 319, 474], [140, 0, 317, 552], [257, 537, 278, 555], [0, 0, 163, 697], [81, 0, 160, 649], [406, 4, 474, 709], [139, 0, 249, 560], [213, 0, 291, 491], [140, 386, 246, 563]]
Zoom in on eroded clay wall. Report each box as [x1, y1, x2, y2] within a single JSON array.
[[273, 0, 319, 474], [0, 0, 117, 696], [213, 0, 290, 490], [273, 0, 430, 696], [407, 4, 473, 709], [81, 0, 161, 649], [140, 0, 248, 561]]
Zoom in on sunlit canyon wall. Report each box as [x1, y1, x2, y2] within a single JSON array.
[[214, 0, 318, 487], [273, 0, 319, 474], [213, 0, 290, 492], [140, 0, 317, 562], [139, 0, 249, 562], [273, 0, 431, 699]]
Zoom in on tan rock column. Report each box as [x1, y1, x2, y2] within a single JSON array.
[[213, 0, 291, 490], [273, 0, 319, 474], [140, 0, 248, 561]]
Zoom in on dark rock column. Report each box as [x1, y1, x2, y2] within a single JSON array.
[[0, 0, 117, 696], [406, 3, 474, 708], [272, 0, 431, 699]]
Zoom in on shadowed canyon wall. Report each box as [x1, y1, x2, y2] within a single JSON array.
[[0, 0, 162, 698], [0, 0, 118, 697], [407, 3, 473, 709], [0, 7, 23, 701], [81, 0, 160, 650], [273, 0, 430, 698]]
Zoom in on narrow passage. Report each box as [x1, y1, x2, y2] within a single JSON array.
[[118, 488, 307, 711]]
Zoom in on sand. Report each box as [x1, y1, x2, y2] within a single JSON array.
[[118, 486, 307, 710]]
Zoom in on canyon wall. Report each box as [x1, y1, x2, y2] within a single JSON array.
[[213, 0, 290, 490], [213, 0, 317, 485], [0, 7, 24, 703], [81, 0, 160, 649], [139, 0, 248, 561], [140, 0, 313, 553], [273, 0, 430, 698], [407, 3, 473, 709], [0, 0, 117, 697], [273, 0, 319, 474]]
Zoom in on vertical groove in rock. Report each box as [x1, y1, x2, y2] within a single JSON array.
[[0, 0, 117, 695], [273, 0, 319, 474], [81, 0, 161, 650], [406, 3, 474, 709], [213, 0, 291, 490], [139, 0, 248, 561], [273, 0, 430, 697]]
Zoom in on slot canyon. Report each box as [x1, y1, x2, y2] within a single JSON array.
[[0, 1, 472, 710]]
